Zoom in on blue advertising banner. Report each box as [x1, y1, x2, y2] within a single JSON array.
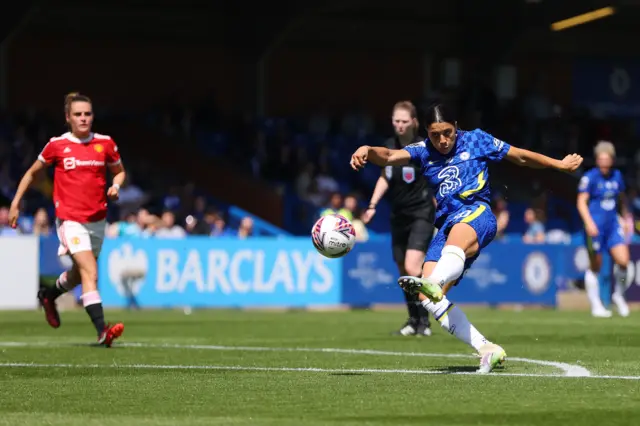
[[342, 238, 578, 306], [341, 241, 404, 306], [572, 61, 640, 117], [97, 237, 342, 308]]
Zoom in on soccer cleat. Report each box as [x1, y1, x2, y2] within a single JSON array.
[[477, 343, 506, 374], [415, 322, 433, 337], [612, 293, 630, 318], [398, 276, 443, 302], [98, 322, 125, 348], [394, 321, 418, 336], [393, 320, 432, 337], [37, 287, 60, 329], [591, 307, 613, 318]]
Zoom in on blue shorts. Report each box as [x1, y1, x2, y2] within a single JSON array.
[[426, 203, 497, 285], [585, 219, 625, 255]]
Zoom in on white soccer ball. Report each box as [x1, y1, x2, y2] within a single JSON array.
[[311, 214, 356, 259]]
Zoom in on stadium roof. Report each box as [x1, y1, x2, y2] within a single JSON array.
[[6, 0, 640, 56]]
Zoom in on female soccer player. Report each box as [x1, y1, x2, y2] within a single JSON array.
[[577, 141, 631, 318], [350, 103, 583, 373], [9, 92, 126, 347], [363, 101, 435, 337]]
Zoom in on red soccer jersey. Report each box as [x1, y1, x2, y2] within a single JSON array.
[[38, 132, 121, 223]]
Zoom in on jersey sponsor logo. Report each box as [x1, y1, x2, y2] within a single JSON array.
[[63, 157, 106, 170], [63, 157, 76, 170], [402, 167, 415, 183], [437, 166, 462, 197]]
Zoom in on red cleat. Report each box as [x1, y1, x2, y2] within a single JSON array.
[[98, 322, 124, 348], [37, 287, 60, 329]]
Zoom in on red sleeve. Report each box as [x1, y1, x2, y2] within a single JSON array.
[[38, 141, 57, 165], [106, 139, 122, 166]]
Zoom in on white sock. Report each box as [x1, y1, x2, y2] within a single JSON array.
[[584, 269, 605, 310], [421, 296, 488, 351], [428, 245, 466, 286], [613, 264, 631, 298]]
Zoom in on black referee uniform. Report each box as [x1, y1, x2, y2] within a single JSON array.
[[383, 136, 435, 332]]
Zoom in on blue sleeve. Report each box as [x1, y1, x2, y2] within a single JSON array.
[[402, 141, 428, 168], [578, 171, 592, 194], [475, 129, 511, 162]]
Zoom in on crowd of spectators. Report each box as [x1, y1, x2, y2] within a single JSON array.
[[2, 77, 640, 241]]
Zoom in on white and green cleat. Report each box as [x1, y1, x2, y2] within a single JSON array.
[[477, 343, 507, 374], [397, 276, 444, 302]]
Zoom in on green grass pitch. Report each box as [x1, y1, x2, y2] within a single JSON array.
[[1, 308, 639, 425]]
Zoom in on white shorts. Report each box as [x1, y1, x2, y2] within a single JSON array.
[[56, 219, 106, 258]]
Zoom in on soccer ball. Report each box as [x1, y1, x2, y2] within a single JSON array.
[[311, 214, 356, 259]]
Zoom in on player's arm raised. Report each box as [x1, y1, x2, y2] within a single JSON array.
[[9, 160, 48, 228], [504, 146, 583, 173], [350, 145, 410, 170]]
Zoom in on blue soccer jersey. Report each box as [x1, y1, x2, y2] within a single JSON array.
[[403, 129, 511, 282], [578, 167, 626, 253], [403, 129, 511, 229]]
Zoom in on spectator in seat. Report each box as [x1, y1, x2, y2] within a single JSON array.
[[237, 217, 254, 239], [491, 194, 510, 240], [523, 208, 545, 244], [320, 192, 352, 221], [32, 208, 52, 236], [155, 210, 186, 238]]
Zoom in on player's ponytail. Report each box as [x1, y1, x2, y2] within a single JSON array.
[[64, 92, 92, 115], [392, 100, 419, 137]]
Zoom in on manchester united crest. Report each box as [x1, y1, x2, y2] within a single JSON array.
[[94, 144, 103, 153]]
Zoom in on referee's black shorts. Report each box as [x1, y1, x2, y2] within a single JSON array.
[[390, 218, 435, 265]]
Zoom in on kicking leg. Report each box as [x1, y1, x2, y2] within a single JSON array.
[[399, 223, 505, 373]]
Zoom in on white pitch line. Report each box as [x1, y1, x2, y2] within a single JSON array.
[[119, 342, 593, 377], [0, 341, 592, 377], [0, 362, 638, 380]]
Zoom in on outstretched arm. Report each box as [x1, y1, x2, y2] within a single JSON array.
[[504, 146, 583, 172], [350, 145, 411, 170], [9, 160, 47, 228]]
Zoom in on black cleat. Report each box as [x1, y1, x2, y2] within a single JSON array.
[[37, 287, 61, 329]]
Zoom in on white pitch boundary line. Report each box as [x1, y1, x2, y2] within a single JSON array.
[[0, 341, 592, 377], [0, 362, 639, 380]]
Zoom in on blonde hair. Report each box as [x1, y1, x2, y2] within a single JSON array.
[[392, 100, 419, 135], [594, 140, 616, 158]]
